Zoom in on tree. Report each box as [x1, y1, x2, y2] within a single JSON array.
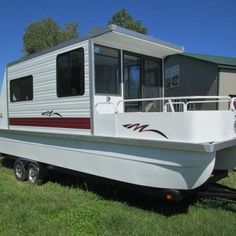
[[23, 18, 78, 55], [108, 8, 147, 34]]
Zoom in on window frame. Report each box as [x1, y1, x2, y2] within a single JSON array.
[[123, 50, 162, 112], [10, 75, 33, 103], [56, 47, 85, 98], [94, 44, 122, 96], [123, 50, 162, 96]]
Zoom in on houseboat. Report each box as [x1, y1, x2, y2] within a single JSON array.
[[0, 25, 236, 200]]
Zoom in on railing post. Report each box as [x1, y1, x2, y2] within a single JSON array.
[[168, 99, 175, 112], [183, 103, 187, 112], [230, 98, 236, 111], [163, 104, 167, 113]]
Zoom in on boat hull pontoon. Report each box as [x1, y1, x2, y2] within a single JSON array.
[[0, 127, 235, 190]]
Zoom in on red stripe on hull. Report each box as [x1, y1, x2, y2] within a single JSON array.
[[9, 117, 91, 129]]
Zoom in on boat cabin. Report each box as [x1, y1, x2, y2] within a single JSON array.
[[0, 25, 182, 132], [0, 25, 235, 143]]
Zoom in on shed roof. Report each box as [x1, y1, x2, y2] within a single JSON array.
[[184, 52, 236, 68]]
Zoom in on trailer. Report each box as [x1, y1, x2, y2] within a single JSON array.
[[0, 25, 236, 200]]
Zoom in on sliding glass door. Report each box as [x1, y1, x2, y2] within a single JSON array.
[[123, 51, 162, 112]]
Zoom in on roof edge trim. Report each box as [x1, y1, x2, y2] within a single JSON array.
[[8, 24, 184, 67]]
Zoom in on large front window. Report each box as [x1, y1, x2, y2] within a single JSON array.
[[95, 45, 121, 95], [94, 45, 162, 112]]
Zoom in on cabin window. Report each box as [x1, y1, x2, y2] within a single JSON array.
[[57, 48, 85, 97], [10, 76, 33, 102], [95, 45, 121, 95]]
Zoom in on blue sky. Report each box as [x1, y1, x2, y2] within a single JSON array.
[[0, 0, 236, 85]]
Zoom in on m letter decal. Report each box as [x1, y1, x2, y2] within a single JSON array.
[[123, 123, 168, 139]]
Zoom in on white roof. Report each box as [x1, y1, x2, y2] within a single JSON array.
[[8, 24, 184, 66]]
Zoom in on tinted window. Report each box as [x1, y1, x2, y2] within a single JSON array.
[[123, 53, 141, 99], [95, 45, 121, 95], [123, 51, 162, 112], [57, 48, 84, 97], [10, 76, 33, 102]]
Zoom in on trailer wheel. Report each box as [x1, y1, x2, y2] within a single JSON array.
[[27, 162, 46, 185], [14, 159, 27, 181]]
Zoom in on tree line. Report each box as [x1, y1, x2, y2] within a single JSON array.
[[23, 8, 147, 56]]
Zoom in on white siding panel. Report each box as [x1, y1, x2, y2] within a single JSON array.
[[7, 41, 91, 120]]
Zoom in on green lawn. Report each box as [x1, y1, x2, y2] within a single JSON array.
[[0, 156, 235, 236]]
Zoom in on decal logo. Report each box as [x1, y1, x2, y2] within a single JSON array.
[[123, 123, 168, 139], [41, 110, 62, 117]]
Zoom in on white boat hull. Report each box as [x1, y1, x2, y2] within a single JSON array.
[[0, 129, 226, 190]]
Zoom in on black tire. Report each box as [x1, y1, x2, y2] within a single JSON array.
[[14, 159, 27, 181], [27, 162, 46, 185]]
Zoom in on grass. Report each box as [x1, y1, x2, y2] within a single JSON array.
[[0, 156, 235, 236]]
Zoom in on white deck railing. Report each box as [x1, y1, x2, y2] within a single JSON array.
[[95, 96, 235, 114]]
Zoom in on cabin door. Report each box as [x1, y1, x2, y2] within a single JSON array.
[[123, 51, 162, 112], [94, 45, 123, 114]]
